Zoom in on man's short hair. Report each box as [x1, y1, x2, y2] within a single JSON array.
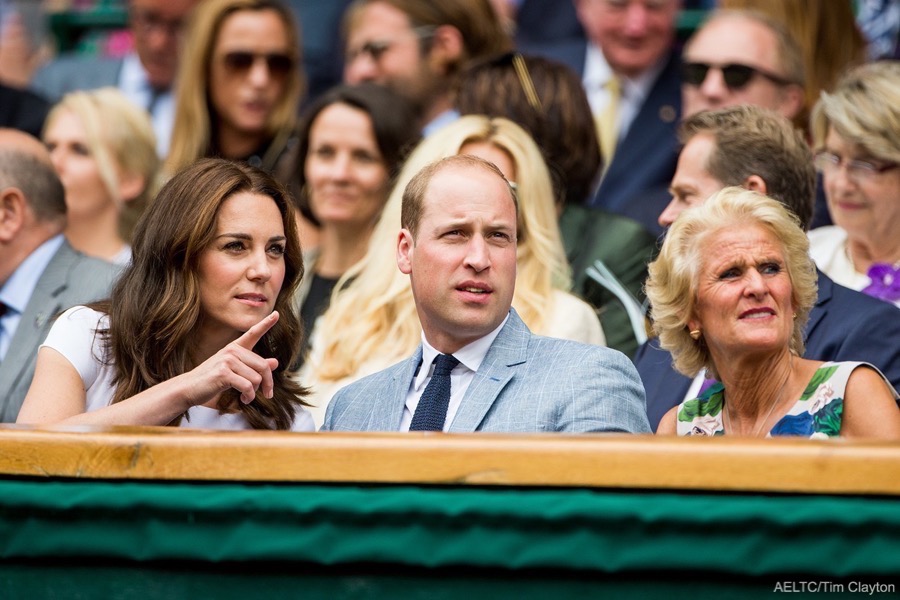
[[679, 105, 815, 230], [0, 147, 66, 222], [401, 154, 517, 239]]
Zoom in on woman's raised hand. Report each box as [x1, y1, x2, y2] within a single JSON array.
[[187, 311, 281, 407]]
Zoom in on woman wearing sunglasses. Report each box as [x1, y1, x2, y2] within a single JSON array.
[[165, 0, 304, 188], [808, 61, 900, 307]]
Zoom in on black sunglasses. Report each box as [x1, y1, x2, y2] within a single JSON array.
[[222, 51, 295, 77], [682, 62, 794, 90]]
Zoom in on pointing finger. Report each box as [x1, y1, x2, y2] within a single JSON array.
[[234, 311, 279, 351]]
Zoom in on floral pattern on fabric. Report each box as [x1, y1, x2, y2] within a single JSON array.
[[674, 362, 891, 438]]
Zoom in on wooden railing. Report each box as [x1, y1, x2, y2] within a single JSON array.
[[2, 424, 899, 495]]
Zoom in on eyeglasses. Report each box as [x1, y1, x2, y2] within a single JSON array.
[[221, 51, 295, 78], [130, 9, 185, 38], [346, 26, 436, 64], [682, 61, 794, 90], [814, 151, 898, 183]]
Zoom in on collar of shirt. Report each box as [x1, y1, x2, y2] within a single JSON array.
[[583, 43, 668, 140], [118, 52, 153, 106], [582, 43, 615, 114], [413, 312, 510, 392], [0, 234, 64, 361], [403, 313, 510, 432], [0, 234, 64, 317]]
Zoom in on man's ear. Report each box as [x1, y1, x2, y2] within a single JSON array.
[[427, 25, 464, 74], [397, 228, 414, 275], [0, 187, 28, 242], [779, 84, 806, 123], [743, 174, 768, 195]]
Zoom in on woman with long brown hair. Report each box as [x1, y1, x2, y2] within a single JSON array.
[[18, 159, 312, 430]]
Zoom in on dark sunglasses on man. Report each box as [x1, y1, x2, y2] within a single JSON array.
[[682, 61, 795, 90], [222, 51, 295, 78]]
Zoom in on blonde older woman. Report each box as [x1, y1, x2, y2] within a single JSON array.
[[650, 187, 899, 438], [809, 61, 900, 306], [299, 116, 605, 427], [43, 87, 160, 264]]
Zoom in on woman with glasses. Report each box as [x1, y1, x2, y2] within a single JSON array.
[[808, 61, 900, 307], [165, 0, 304, 189], [297, 116, 605, 428]]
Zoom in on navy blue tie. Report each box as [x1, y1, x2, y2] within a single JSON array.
[[409, 354, 460, 431]]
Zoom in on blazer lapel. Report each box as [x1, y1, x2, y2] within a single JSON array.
[[0, 244, 74, 396], [449, 311, 528, 432], [369, 347, 423, 431]]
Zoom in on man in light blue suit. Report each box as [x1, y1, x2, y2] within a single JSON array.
[[0, 129, 120, 422], [322, 155, 650, 433]]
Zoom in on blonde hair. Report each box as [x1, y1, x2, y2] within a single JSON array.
[[646, 187, 817, 379], [810, 61, 900, 164], [315, 115, 570, 381], [165, 0, 304, 176], [45, 87, 161, 241]]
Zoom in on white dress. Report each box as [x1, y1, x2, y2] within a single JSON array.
[[42, 306, 314, 431]]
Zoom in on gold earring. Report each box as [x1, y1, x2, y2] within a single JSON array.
[[689, 329, 701, 340]]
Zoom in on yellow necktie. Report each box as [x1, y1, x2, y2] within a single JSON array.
[[595, 77, 620, 167]]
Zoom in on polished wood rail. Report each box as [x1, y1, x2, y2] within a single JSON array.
[[1, 424, 898, 495]]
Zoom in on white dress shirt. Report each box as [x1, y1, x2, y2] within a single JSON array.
[[400, 314, 509, 432], [118, 52, 174, 157], [582, 44, 667, 143]]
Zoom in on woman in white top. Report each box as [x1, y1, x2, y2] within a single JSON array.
[[299, 116, 605, 428], [809, 61, 900, 306], [18, 158, 313, 431], [43, 87, 160, 265]]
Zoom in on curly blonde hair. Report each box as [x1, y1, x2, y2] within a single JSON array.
[[646, 187, 817, 379]]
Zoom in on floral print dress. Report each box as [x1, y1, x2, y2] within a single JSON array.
[[675, 362, 898, 438]]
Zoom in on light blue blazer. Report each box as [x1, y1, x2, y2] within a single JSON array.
[[322, 309, 651, 433]]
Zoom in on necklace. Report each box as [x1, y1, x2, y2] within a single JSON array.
[[723, 354, 793, 437]]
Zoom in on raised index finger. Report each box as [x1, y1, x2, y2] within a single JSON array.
[[235, 311, 279, 350]]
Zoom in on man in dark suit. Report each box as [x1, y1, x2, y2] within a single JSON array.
[[323, 155, 649, 433], [635, 106, 900, 431], [30, 0, 199, 156], [520, 0, 682, 237], [0, 129, 120, 422]]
